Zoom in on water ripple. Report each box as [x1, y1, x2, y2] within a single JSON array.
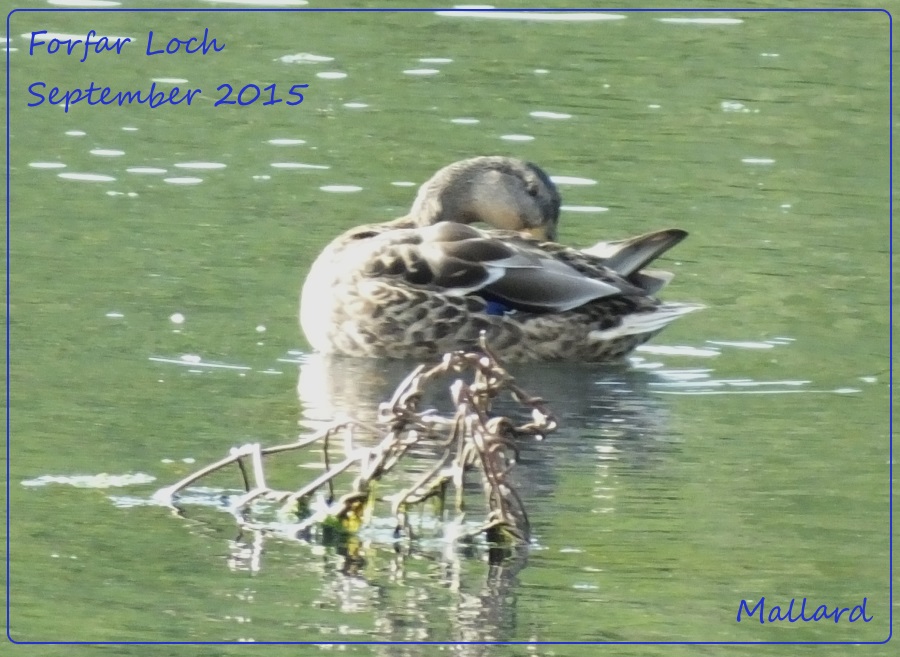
[[437, 8, 626, 21]]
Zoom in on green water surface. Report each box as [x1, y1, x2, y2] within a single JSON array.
[[4, 2, 893, 654]]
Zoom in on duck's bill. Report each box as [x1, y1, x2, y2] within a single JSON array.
[[522, 226, 551, 240]]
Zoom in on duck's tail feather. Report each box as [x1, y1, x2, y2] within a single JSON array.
[[629, 268, 675, 295], [587, 302, 704, 342], [583, 228, 688, 277]]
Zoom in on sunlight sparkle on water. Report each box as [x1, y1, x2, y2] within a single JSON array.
[[127, 167, 167, 174], [636, 345, 721, 357], [22, 473, 155, 488], [551, 175, 597, 186], [149, 355, 252, 371], [276, 53, 333, 64], [707, 340, 774, 349], [530, 111, 572, 119], [722, 101, 753, 113], [174, 162, 227, 170], [320, 185, 363, 193], [271, 162, 329, 170], [58, 173, 115, 182], [561, 205, 608, 213]]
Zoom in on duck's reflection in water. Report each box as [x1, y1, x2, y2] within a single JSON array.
[[284, 353, 676, 645]]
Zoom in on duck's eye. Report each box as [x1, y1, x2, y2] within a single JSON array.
[[526, 185, 539, 197]]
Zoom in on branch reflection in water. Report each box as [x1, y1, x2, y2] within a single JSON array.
[[282, 354, 677, 644]]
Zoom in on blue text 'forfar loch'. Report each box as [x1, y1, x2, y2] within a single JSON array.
[[28, 28, 224, 62], [737, 597, 873, 624]]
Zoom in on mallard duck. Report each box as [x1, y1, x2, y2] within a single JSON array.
[[300, 156, 702, 361]]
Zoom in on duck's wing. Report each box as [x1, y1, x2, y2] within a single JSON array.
[[365, 221, 646, 313]]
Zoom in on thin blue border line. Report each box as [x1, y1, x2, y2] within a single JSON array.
[[0, 7, 893, 11], [883, 6, 896, 651], [4, 3, 9, 648], [4, 6, 893, 646]]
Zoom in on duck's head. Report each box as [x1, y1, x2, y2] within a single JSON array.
[[408, 156, 562, 241]]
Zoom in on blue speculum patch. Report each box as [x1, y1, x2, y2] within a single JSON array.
[[484, 300, 511, 316]]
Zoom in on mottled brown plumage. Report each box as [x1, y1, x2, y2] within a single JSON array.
[[300, 156, 702, 361]]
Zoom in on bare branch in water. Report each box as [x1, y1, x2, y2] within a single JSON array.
[[155, 336, 557, 546]]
